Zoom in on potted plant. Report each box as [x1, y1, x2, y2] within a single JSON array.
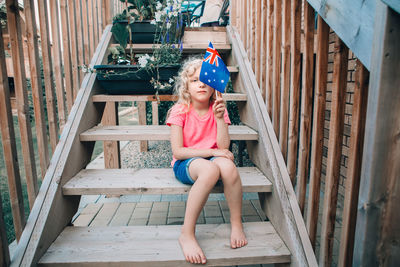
[[94, 0, 185, 95]]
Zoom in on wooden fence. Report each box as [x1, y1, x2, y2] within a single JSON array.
[[230, 0, 370, 266], [0, 0, 122, 257]]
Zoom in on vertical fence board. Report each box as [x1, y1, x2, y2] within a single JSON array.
[[0, 194, 10, 266], [338, 61, 369, 267], [23, 0, 50, 178], [319, 36, 349, 267], [260, 0, 267, 99], [230, 0, 237, 27], [250, 0, 256, 69], [272, 0, 281, 136], [6, 0, 38, 210], [0, 24, 25, 241], [68, 0, 80, 97], [152, 102, 159, 125], [246, 0, 251, 57], [102, 102, 121, 168], [265, 0, 274, 115], [60, 0, 74, 112], [296, 1, 315, 213], [88, 0, 94, 60], [254, 0, 261, 84], [287, 0, 301, 184], [49, 0, 67, 128], [279, 0, 290, 160], [306, 15, 329, 248], [94, 0, 99, 47], [75, 0, 85, 85], [82, 0, 90, 66], [38, 0, 59, 152]]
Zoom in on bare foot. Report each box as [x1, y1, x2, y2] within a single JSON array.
[[230, 224, 248, 249], [179, 233, 207, 264]]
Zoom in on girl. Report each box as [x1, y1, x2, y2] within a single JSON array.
[[166, 58, 248, 264]]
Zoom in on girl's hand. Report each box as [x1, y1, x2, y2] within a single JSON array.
[[211, 149, 234, 161], [212, 92, 226, 119]]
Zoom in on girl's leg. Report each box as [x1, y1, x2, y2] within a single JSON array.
[[212, 157, 248, 249], [179, 158, 220, 264]]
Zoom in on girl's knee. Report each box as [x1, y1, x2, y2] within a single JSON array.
[[197, 161, 220, 184], [214, 158, 239, 181]]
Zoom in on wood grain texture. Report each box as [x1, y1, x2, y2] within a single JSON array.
[[0, 24, 25, 241], [122, 43, 231, 54], [92, 92, 245, 102], [278, 0, 291, 161], [265, 0, 274, 116], [296, 1, 315, 214], [102, 102, 120, 169], [37, 0, 59, 151], [68, 0, 80, 97], [306, 15, 329, 248], [307, 0, 374, 69], [286, 0, 301, 184], [80, 125, 259, 141], [319, 36, 348, 267], [137, 102, 148, 152], [39, 222, 291, 266], [353, 3, 400, 266], [6, 0, 38, 213], [63, 167, 273, 195], [23, 0, 49, 178], [272, 0, 282, 136], [338, 61, 369, 267]]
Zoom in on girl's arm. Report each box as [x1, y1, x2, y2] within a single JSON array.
[[213, 94, 230, 149], [170, 125, 233, 160]]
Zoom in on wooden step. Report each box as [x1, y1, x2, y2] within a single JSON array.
[[39, 222, 291, 266], [118, 43, 232, 54], [63, 167, 272, 195], [92, 92, 246, 102], [80, 125, 258, 141]]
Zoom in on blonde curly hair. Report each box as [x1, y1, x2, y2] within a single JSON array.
[[172, 57, 215, 113]]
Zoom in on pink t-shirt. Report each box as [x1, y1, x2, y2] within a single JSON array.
[[166, 103, 231, 166]]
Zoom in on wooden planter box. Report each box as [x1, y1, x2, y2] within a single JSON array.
[[93, 65, 180, 95]]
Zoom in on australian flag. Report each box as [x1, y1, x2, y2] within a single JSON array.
[[199, 42, 230, 93]]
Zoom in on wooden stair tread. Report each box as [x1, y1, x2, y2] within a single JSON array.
[[80, 125, 258, 141], [63, 167, 272, 195], [39, 222, 291, 266], [92, 92, 246, 102], [118, 43, 232, 54]]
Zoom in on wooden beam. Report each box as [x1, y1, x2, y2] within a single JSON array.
[[137, 102, 148, 152], [272, 0, 282, 136], [250, 0, 255, 69], [287, 0, 301, 184], [6, 0, 38, 212], [254, 0, 262, 83], [296, 1, 315, 213], [75, 0, 85, 85], [278, 0, 290, 161], [68, 0, 80, 98], [92, 93, 246, 102], [260, 0, 267, 98], [353, 3, 400, 266], [338, 61, 369, 267], [88, 0, 95, 60], [306, 15, 329, 248], [60, 0, 74, 112], [151, 102, 159, 125], [307, 0, 374, 69], [49, 0, 67, 128], [265, 0, 274, 115], [37, 0, 59, 151], [102, 102, 121, 168], [0, 194, 10, 266], [0, 24, 25, 241], [319, 36, 348, 267], [23, 0, 50, 178]]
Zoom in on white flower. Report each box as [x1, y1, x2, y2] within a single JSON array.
[[155, 11, 162, 22], [138, 56, 148, 67], [156, 2, 163, 10], [169, 78, 174, 83], [150, 19, 156, 25], [166, 22, 171, 29]]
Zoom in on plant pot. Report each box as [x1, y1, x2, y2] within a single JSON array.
[[94, 64, 180, 95], [113, 20, 185, 44]]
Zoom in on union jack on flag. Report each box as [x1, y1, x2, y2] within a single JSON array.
[[199, 42, 230, 93]]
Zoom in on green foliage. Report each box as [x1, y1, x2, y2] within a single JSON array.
[[111, 21, 129, 49]]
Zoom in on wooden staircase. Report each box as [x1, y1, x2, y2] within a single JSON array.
[[11, 26, 317, 266]]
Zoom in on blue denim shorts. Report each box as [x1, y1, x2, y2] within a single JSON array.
[[173, 157, 217, 185]]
